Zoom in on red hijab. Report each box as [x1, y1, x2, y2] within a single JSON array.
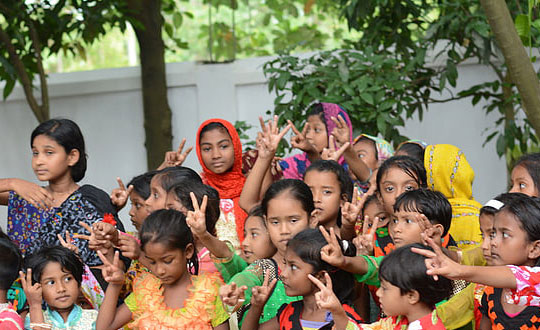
[[196, 119, 247, 241]]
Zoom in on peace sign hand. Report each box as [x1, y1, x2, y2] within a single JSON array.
[[20, 269, 42, 307], [258, 116, 291, 159], [58, 231, 79, 254], [308, 272, 342, 313], [219, 282, 248, 307], [110, 177, 133, 209], [251, 270, 277, 308], [352, 215, 379, 256], [186, 193, 208, 238], [320, 226, 345, 268], [416, 214, 442, 247], [157, 138, 193, 170], [321, 135, 350, 162], [341, 187, 365, 230], [77, 222, 113, 258], [411, 237, 461, 281], [98, 251, 125, 285], [330, 115, 351, 146], [288, 120, 316, 153]]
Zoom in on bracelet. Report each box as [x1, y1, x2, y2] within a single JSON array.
[[29, 323, 52, 329]]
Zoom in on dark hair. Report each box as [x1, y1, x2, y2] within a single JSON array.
[[497, 193, 540, 244], [306, 160, 354, 202], [31, 118, 87, 182], [140, 209, 198, 274], [393, 188, 452, 236], [199, 122, 230, 141], [307, 103, 326, 129], [514, 153, 540, 194], [287, 228, 355, 303], [380, 243, 452, 307], [154, 166, 202, 192], [361, 194, 382, 217], [396, 143, 425, 163], [168, 182, 220, 236], [355, 137, 378, 160], [23, 246, 84, 286], [0, 238, 22, 290], [128, 170, 158, 200], [480, 193, 524, 217], [261, 179, 314, 217], [246, 204, 265, 228], [377, 155, 427, 192]]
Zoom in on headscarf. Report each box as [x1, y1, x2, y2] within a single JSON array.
[[424, 144, 482, 249], [196, 119, 247, 241], [280, 103, 353, 180], [397, 139, 428, 151], [353, 134, 394, 167]]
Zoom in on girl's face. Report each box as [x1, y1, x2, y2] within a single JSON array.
[[145, 176, 167, 213], [242, 216, 276, 263], [376, 279, 410, 317], [490, 210, 539, 267], [509, 165, 538, 197], [31, 134, 79, 183], [40, 261, 79, 314], [280, 248, 316, 297], [304, 170, 344, 227], [353, 139, 378, 171], [378, 167, 420, 215], [479, 213, 494, 266], [164, 191, 189, 215], [143, 241, 193, 285], [265, 192, 315, 254], [129, 191, 149, 231], [363, 200, 389, 229], [199, 128, 235, 174], [305, 115, 328, 153]]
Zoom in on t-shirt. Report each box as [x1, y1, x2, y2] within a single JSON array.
[[0, 303, 23, 330], [24, 305, 97, 330], [480, 286, 540, 329]]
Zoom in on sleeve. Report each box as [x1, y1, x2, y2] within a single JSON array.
[[212, 244, 249, 283], [279, 157, 302, 180], [124, 293, 137, 313], [228, 260, 265, 305], [506, 265, 540, 306], [435, 283, 474, 329], [353, 256, 383, 287]]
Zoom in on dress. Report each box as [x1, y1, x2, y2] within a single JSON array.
[[0, 303, 23, 330], [506, 265, 540, 306], [276, 300, 364, 330], [479, 286, 540, 329], [358, 310, 446, 330], [124, 272, 228, 329], [7, 185, 124, 266], [24, 305, 97, 330]]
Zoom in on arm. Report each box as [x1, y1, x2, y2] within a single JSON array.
[[20, 270, 46, 330], [0, 178, 53, 208], [213, 321, 230, 330]]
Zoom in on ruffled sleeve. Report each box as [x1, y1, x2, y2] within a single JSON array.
[[506, 265, 540, 306]]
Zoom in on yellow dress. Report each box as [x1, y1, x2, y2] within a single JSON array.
[[124, 272, 229, 329], [425, 144, 482, 250]]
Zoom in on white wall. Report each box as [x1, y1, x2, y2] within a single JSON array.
[[0, 55, 508, 232]]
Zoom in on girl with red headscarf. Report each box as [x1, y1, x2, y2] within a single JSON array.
[[196, 119, 247, 249]]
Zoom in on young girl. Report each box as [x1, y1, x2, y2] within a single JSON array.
[[0, 119, 124, 267], [21, 246, 98, 329], [196, 119, 248, 248], [351, 134, 394, 196], [0, 237, 23, 330], [509, 152, 540, 197], [96, 209, 229, 329], [414, 193, 540, 329], [220, 179, 318, 324], [124, 171, 157, 231], [394, 140, 428, 163], [241, 228, 363, 330], [424, 144, 482, 250]]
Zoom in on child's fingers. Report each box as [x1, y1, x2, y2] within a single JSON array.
[[200, 195, 208, 213], [79, 221, 93, 234], [330, 116, 341, 128], [319, 225, 332, 244], [57, 233, 67, 246], [19, 271, 27, 290], [126, 185, 134, 197], [324, 272, 333, 291], [307, 274, 326, 291], [277, 123, 291, 140], [336, 142, 350, 157], [112, 250, 121, 267], [328, 135, 336, 152], [362, 215, 370, 236], [116, 177, 126, 191], [352, 187, 358, 204], [181, 146, 193, 159], [369, 217, 380, 236], [177, 138, 187, 154], [190, 192, 200, 211], [97, 250, 112, 267], [328, 227, 339, 247], [287, 120, 301, 136], [301, 122, 309, 136]]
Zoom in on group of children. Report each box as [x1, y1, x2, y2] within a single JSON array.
[[0, 103, 540, 329]]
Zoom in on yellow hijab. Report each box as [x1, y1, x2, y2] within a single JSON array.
[[425, 144, 482, 250]]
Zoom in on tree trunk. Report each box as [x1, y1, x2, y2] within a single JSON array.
[[125, 0, 172, 170], [480, 0, 540, 136]]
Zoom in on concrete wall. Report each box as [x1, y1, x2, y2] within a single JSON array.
[[0, 55, 508, 232]]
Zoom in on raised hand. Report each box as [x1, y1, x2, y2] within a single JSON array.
[[411, 237, 461, 281], [352, 215, 379, 256], [321, 135, 350, 162], [157, 138, 193, 170], [12, 178, 54, 209], [219, 282, 248, 307], [341, 187, 365, 230], [416, 214, 442, 246], [117, 234, 141, 260], [98, 251, 125, 285], [93, 221, 118, 244], [308, 272, 342, 313], [330, 115, 351, 146], [186, 193, 208, 238], [76, 221, 113, 257], [288, 120, 316, 153], [250, 270, 277, 308], [258, 115, 291, 159], [320, 226, 345, 268], [110, 177, 133, 209], [20, 269, 42, 307], [58, 231, 79, 254]]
